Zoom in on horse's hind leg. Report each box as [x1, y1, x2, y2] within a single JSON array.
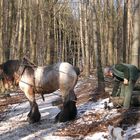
[[24, 87, 41, 123], [55, 89, 77, 122]]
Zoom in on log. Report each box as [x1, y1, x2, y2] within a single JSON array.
[[131, 90, 140, 106]]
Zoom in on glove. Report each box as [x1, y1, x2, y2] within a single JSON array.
[[124, 78, 128, 85]]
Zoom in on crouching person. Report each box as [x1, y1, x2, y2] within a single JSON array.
[[104, 63, 140, 110]]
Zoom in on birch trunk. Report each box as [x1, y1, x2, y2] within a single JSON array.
[[84, 3, 90, 76], [18, 0, 23, 59], [107, 0, 113, 65], [29, 0, 34, 62], [0, 0, 3, 62], [131, 0, 139, 67], [79, 2, 85, 71], [23, 0, 27, 56]]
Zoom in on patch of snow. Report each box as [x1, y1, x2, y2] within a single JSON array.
[[84, 132, 108, 140], [0, 91, 140, 140]]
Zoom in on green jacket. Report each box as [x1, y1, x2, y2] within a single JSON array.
[[112, 63, 140, 81]]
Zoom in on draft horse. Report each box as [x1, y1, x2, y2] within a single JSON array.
[[0, 58, 80, 123]]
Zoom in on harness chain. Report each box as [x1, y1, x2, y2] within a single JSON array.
[[33, 74, 45, 101]]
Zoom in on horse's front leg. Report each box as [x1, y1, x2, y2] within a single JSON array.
[[27, 100, 41, 123], [24, 87, 41, 123], [55, 89, 77, 122]]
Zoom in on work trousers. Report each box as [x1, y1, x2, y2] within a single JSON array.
[[111, 79, 135, 109]]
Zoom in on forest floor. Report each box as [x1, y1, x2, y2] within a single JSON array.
[[0, 72, 140, 140]]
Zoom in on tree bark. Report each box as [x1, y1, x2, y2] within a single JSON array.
[[123, 0, 128, 63], [18, 0, 23, 59], [79, 2, 85, 72], [107, 0, 113, 65], [84, 3, 90, 76], [131, 0, 139, 67], [0, 0, 3, 62], [92, 1, 105, 92]]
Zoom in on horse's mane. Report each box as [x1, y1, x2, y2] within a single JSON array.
[[1, 60, 20, 78]]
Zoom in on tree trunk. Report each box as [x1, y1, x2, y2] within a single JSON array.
[[127, 0, 131, 63], [107, 0, 113, 65], [2, 0, 9, 61], [0, 0, 3, 62], [18, 0, 23, 59], [131, 0, 139, 67], [79, 2, 85, 72], [23, 0, 27, 56], [123, 0, 128, 63], [92, 1, 105, 93], [84, 3, 90, 76], [29, 0, 34, 62], [116, 0, 123, 63]]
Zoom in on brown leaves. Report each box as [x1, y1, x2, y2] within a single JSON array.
[[54, 112, 106, 137]]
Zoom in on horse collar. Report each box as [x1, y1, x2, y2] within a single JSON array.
[[14, 65, 27, 83], [21, 65, 27, 76]]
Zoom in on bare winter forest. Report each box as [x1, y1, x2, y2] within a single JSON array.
[[0, 0, 140, 68], [0, 0, 140, 140]]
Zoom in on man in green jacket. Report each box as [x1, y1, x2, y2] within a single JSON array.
[[104, 63, 140, 110]]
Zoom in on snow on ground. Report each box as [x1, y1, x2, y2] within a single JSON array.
[[0, 92, 110, 140], [0, 85, 140, 139]]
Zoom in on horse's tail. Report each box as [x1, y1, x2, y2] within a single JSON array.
[[74, 66, 80, 76]]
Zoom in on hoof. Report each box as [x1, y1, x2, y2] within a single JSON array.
[[55, 111, 68, 122], [55, 112, 61, 123], [55, 101, 77, 122], [27, 113, 41, 123]]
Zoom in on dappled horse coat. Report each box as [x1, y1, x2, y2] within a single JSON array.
[[0, 58, 80, 123]]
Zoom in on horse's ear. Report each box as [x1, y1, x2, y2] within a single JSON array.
[[21, 57, 28, 65], [23, 56, 30, 63], [23, 57, 27, 61]]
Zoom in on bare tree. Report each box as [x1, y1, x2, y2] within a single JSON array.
[[0, 0, 139, 70], [107, 0, 114, 65], [92, 0, 105, 92], [79, 1, 85, 72], [123, 0, 128, 63], [131, 0, 140, 67], [0, 0, 3, 63], [84, 2, 90, 76]]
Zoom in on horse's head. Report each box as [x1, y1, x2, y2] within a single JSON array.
[[0, 60, 21, 90]]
